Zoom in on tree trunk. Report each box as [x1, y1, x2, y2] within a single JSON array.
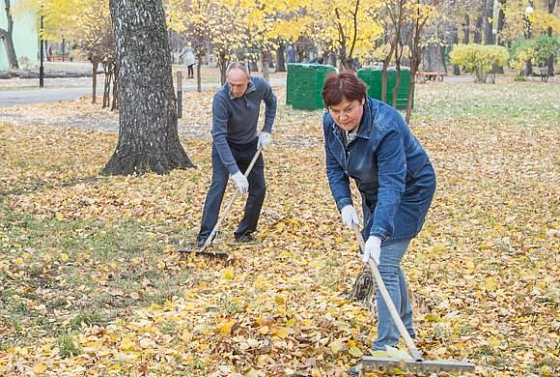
[[261, 51, 270, 82], [276, 43, 286, 72], [482, 0, 494, 45], [423, 44, 445, 72], [92, 61, 98, 104], [111, 61, 119, 111], [102, 60, 114, 108], [217, 52, 228, 86], [196, 54, 203, 93], [451, 26, 461, 75], [497, 0, 506, 46], [104, 0, 194, 176], [463, 15, 470, 44], [473, 16, 483, 44], [547, 0, 556, 76], [1, 0, 19, 69]]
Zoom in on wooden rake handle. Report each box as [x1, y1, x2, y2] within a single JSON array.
[[352, 225, 423, 362], [200, 147, 263, 251]]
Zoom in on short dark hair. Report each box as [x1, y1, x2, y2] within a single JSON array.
[[322, 71, 368, 107]]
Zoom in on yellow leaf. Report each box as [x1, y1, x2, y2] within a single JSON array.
[[481, 277, 497, 291], [222, 268, 235, 280], [258, 326, 269, 335], [276, 327, 290, 338], [348, 347, 363, 357], [32, 364, 48, 373], [329, 339, 346, 354], [120, 337, 135, 351], [60, 253, 69, 262], [488, 337, 501, 346], [216, 320, 236, 335], [423, 313, 441, 322]]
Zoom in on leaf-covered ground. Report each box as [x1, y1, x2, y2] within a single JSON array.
[[0, 80, 558, 376]]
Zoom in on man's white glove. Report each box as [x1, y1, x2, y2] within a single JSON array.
[[363, 236, 382, 265], [258, 132, 272, 150], [340, 204, 359, 230], [231, 172, 249, 194]]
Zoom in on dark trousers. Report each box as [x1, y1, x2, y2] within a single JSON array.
[[198, 139, 265, 241], [187, 65, 194, 78]]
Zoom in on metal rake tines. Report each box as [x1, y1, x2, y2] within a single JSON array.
[[362, 356, 476, 372]]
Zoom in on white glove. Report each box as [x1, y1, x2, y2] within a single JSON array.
[[340, 204, 359, 230], [231, 172, 249, 194], [258, 132, 272, 150], [363, 236, 382, 265]]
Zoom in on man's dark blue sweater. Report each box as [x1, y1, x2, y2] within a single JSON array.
[[211, 77, 277, 175]]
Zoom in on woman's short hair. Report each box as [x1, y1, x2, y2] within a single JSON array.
[[226, 61, 250, 77], [322, 71, 368, 107]]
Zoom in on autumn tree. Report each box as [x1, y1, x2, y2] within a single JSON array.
[[310, 0, 384, 70], [1, 0, 19, 69], [168, 0, 246, 87], [103, 0, 193, 175], [405, 0, 440, 123], [22, 0, 114, 104]]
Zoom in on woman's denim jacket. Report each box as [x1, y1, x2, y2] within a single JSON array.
[[323, 97, 436, 241]]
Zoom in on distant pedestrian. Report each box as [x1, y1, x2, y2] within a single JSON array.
[[180, 45, 196, 78], [286, 44, 296, 64]]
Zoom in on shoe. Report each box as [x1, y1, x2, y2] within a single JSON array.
[[234, 232, 254, 243], [197, 236, 211, 248]]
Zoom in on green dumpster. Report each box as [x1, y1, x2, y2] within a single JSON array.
[[287, 64, 337, 110], [358, 66, 411, 110]]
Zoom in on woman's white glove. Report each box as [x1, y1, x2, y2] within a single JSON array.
[[258, 132, 272, 150], [231, 172, 249, 194], [363, 236, 382, 264], [340, 204, 359, 230]]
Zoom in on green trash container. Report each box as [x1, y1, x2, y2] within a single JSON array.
[[287, 63, 337, 110], [358, 66, 411, 110]]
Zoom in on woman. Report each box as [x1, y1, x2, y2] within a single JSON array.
[[321, 71, 436, 351], [180, 45, 196, 78]]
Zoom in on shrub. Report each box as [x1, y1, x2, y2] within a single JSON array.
[[533, 35, 560, 66], [450, 44, 509, 83], [510, 36, 560, 74]]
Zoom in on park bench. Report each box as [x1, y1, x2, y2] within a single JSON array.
[[47, 54, 71, 62], [415, 71, 446, 83], [532, 67, 549, 82]]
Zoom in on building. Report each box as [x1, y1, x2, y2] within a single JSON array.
[[0, 3, 38, 70]]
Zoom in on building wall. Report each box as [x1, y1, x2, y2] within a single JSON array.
[[0, 3, 38, 70]]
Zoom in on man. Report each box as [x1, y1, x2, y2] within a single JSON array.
[[197, 62, 277, 247]]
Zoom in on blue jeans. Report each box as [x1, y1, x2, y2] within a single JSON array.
[[198, 139, 265, 241], [373, 238, 415, 350]]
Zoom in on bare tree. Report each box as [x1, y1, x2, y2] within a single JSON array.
[[335, 1, 361, 70], [0, 0, 19, 69]]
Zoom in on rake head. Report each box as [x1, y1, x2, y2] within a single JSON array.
[[362, 356, 475, 373], [178, 248, 230, 258]]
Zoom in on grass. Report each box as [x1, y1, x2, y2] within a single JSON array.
[[0, 203, 194, 349]]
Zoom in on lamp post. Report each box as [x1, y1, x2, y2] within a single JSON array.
[[39, 13, 44, 88], [525, 4, 534, 76]]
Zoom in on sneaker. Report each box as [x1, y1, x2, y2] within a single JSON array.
[[234, 232, 254, 243]]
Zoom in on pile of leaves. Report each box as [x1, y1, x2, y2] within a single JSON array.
[[0, 81, 558, 376]]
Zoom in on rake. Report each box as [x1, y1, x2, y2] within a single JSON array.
[[178, 147, 263, 258], [352, 225, 476, 373]]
